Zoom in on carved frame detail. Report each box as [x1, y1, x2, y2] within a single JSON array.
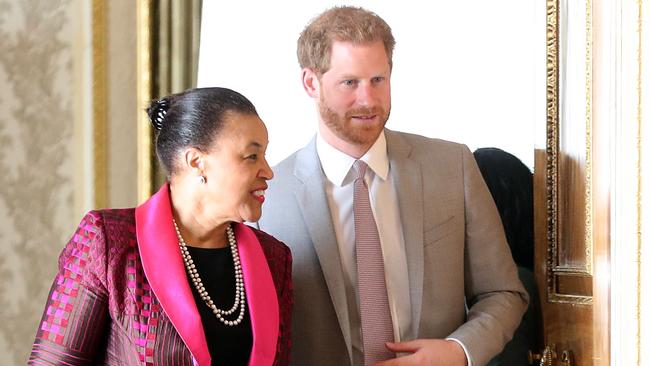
[[545, 0, 594, 305]]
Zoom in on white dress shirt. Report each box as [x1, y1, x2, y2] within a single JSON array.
[[316, 131, 472, 365]]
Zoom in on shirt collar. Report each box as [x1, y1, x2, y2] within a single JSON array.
[[316, 130, 389, 187]]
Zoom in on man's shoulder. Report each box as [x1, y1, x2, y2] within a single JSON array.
[[265, 144, 314, 201], [270, 138, 319, 181], [386, 129, 468, 156], [269, 152, 301, 190], [272, 149, 301, 175]]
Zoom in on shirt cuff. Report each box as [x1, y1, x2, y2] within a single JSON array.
[[445, 338, 472, 366]]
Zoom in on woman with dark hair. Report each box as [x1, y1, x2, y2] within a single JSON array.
[[473, 147, 541, 366], [29, 87, 292, 366]]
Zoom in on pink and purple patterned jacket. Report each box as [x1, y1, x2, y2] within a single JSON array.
[[29, 184, 293, 366]]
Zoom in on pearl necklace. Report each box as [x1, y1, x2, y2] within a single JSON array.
[[173, 219, 246, 326]]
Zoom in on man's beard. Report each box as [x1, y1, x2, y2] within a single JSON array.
[[318, 100, 390, 146]]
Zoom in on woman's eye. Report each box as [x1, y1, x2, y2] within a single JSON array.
[[246, 154, 258, 161]]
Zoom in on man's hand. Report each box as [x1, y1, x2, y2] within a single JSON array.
[[375, 339, 468, 366]]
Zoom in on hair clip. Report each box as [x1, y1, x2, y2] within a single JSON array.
[[152, 99, 170, 131]]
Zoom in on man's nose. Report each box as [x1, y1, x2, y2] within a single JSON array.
[[355, 82, 377, 107]]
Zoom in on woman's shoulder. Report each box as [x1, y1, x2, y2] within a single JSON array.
[[56, 208, 138, 293], [78, 208, 136, 233], [76, 208, 137, 249], [85, 207, 135, 224], [248, 226, 292, 294], [249, 226, 291, 258]]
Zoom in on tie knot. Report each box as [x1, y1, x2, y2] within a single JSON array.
[[352, 160, 368, 181]]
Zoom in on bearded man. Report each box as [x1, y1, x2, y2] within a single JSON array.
[[258, 6, 528, 366]]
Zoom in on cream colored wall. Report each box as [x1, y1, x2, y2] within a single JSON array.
[[0, 1, 76, 364], [609, 1, 650, 365], [0, 0, 138, 364], [106, 0, 138, 208]]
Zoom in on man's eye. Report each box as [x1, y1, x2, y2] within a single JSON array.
[[246, 154, 258, 161], [343, 80, 356, 87], [372, 76, 384, 83]]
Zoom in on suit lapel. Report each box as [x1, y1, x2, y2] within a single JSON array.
[[235, 223, 279, 366], [293, 139, 354, 360], [135, 184, 211, 366], [385, 130, 424, 339]]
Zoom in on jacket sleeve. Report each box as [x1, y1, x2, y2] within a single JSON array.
[[447, 146, 530, 366], [274, 246, 293, 366], [28, 211, 109, 365]]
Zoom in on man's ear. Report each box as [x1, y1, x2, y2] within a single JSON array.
[[301, 68, 321, 99]]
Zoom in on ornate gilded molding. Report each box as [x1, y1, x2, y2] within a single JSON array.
[[92, 0, 107, 208], [546, 0, 559, 301], [137, 0, 154, 203], [584, 0, 594, 276], [636, 0, 643, 362], [545, 0, 594, 305]]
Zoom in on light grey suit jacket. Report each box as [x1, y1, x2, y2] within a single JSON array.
[[258, 129, 528, 366]]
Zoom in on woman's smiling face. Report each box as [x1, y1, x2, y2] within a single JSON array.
[[199, 112, 273, 223]]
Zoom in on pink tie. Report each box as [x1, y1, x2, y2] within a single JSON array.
[[352, 160, 395, 365]]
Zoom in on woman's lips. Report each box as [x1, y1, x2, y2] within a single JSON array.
[[252, 189, 266, 203]]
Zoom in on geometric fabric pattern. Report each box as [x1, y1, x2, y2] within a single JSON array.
[[29, 209, 293, 365]]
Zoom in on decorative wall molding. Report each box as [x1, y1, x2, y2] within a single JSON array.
[[545, 0, 594, 305]]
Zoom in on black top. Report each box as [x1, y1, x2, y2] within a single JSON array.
[[185, 246, 253, 366]]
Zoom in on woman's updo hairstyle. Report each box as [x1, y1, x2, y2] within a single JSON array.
[[146, 87, 258, 176]]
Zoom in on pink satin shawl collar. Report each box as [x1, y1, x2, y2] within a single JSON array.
[[135, 183, 279, 366]]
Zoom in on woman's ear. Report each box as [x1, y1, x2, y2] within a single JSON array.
[[183, 147, 204, 176]]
